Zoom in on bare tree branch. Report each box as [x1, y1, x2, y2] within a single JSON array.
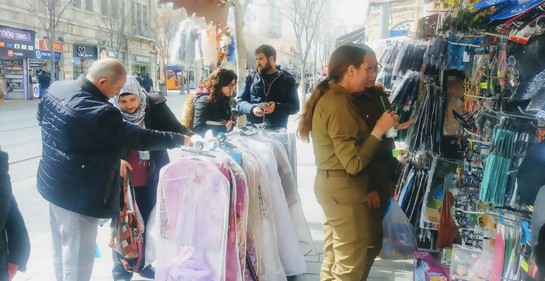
[[96, 0, 130, 63], [27, 0, 71, 75], [27, 0, 48, 30], [54, 0, 72, 27], [275, 0, 328, 103]]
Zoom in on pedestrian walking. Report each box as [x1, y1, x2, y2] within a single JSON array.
[[37, 70, 51, 98], [142, 74, 153, 93]]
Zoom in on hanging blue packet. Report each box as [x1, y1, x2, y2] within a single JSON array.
[[490, 0, 543, 20], [473, 0, 509, 9], [521, 220, 531, 245], [94, 243, 101, 258]]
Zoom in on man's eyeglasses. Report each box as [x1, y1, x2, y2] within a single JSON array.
[[365, 64, 382, 73]]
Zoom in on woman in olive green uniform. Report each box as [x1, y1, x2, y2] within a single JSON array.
[[298, 45, 396, 281]]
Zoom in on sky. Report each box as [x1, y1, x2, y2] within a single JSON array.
[[332, 0, 370, 30]]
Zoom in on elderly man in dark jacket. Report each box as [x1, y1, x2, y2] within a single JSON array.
[[236, 44, 299, 129], [37, 58, 190, 281]]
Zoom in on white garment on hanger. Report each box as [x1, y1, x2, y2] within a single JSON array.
[[252, 135, 317, 257], [239, 148, 287, 281], [238, 138, 306, 276]]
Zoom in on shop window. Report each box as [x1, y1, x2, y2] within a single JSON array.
[[131, 1, 136, 25], [111, 0, 119, 17], [100, 0, 108, 15], [137, 3, 143, 29], [143, 5, 149, 28], [85, 0, 93, 12], [72, 0, 81, 8]]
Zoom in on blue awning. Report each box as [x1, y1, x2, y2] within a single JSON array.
[[166, 65, 183, 71]]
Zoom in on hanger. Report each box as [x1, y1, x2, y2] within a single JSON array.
[[448, 41, 482, 48], [516, 106, 538, 118], [211, 132, 239, 151], [482, 32, 509, 39], [464, 93, 498, 100], [496, 101, 538, 121], [462, 128, 488, 142], [180, 147, 216, 158]]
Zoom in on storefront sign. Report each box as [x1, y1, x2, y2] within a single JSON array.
[[37, 39, 63, 52], [33, 49, 61, 60], [73, 44, 97, 59], [0, 26, 33, 43], [134, 55, 151, 64], [0, 25, 36, 59], [100, 49, 118, 59], [390, 21, 412, 37], [32, 83, 40, 99]]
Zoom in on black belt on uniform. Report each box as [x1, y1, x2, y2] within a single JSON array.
[[318, 169, 350, 178], [318, 169, 366, 178]]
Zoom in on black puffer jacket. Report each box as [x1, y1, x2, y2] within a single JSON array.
[[236, 70, 299, 129], [0, 151, 30, 279], [36, 76, 184, 218], [193, 92, 232, 137]]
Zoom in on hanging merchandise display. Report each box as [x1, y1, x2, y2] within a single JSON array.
[[148, 130, 315, 281], [374, 2, 545, 279]]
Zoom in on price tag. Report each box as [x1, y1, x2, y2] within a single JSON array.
[[520, 257, 529, 273], [463, 51, 471, 63]]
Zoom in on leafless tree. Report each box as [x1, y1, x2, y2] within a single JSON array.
[[274, 0, 327, 104], [96, 0, 130, 66], [155, 5, 187, 83], [27, 0, 71, 75], [227, 0, 251, 92], [316, 24, 335, 74]]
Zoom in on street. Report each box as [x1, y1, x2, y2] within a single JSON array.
[[0, 91, 412, 281]]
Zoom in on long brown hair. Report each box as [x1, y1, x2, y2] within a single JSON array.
[[201, 68, 237, 104], [297, 45, 372, 142]]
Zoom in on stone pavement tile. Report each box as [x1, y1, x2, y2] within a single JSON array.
[[301, 258, 412, 280], [312, 240, 324, 254], [304, 254, 320, 263], [305, 261, 322, 274], [293, 273, 320, 281]]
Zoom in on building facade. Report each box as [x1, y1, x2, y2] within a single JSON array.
[[365, 0, 416, 41], [0, 0, 157, 99]]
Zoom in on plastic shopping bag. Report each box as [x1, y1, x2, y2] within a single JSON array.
[[379, 197, 417, 260]]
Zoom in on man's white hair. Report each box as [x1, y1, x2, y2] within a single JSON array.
[[86, 58, 127, 84]]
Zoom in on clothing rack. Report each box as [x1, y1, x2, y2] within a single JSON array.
[[180, 146, 216, 158], [447, 41, 482, 48]]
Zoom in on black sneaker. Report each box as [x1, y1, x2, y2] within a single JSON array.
[[138, 265, 156, 279]]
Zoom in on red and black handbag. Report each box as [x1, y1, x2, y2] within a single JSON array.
[[109, 171, 144, 272]]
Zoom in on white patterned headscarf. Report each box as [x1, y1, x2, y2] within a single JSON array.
[[113, 76, 148, 128]]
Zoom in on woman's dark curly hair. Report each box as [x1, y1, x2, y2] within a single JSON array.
[[201, 68, 237, 104]]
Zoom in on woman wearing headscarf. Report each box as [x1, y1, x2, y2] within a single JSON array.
[[192, 68, 238, 137], [297, 44, 397, 281], [111, 77, 195, 281]]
